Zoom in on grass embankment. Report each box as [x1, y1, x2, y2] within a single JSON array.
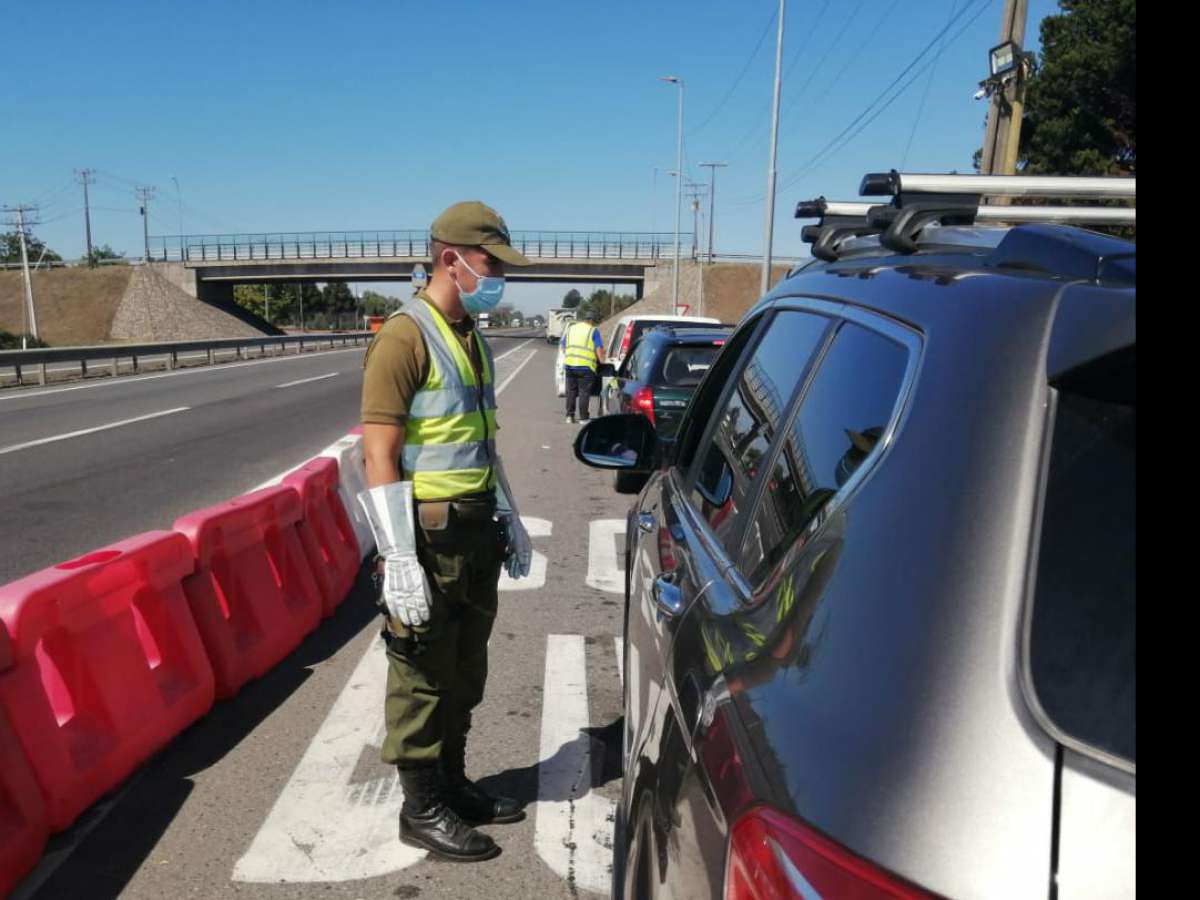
[[0, 267, 133, 346]]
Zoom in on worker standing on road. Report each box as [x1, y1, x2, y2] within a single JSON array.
[[561, 310, 605, 423], [357, 201, 534, 863]]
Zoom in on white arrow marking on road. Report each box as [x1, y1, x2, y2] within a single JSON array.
[[499, 516, 552, 591], [535, 635, 615, 895], [586, 519, 626, 594], [232, 638, 426, 882]]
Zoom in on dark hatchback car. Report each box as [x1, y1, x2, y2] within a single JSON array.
[[575, 173, 1136, 899]]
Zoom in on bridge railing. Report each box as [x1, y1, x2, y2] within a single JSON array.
[[147, 231, 693, 264]]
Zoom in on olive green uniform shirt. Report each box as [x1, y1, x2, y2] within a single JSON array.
[[361, 292, 482, 426]]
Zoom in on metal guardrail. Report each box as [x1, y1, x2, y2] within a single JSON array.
[[146, 230, 692, 264], [0, 332, 373, 387]]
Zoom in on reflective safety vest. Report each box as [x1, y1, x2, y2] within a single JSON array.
[[397, 299, 498, 500], [563, 321, 598, 371]]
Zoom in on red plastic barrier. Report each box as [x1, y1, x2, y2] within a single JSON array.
[[283, 458, 360, 616], [0, 622, 49, 898], [174, 486, 322, 699], [0, 533, 214, 833]]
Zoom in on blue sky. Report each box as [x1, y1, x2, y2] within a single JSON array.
[[2, 0, 1061, 315]]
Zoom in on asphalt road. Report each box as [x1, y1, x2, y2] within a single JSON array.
[[5, 327, 633, 900]]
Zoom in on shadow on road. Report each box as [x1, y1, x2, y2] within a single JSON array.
[[23, 562, 380, 900], [476, 716, 623, 807]]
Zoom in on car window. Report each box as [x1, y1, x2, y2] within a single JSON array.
[[1028, 350, 1135, 766], [619, 343, 639, 378], [674, 317, 765, 477], [654, 345, 721, 387], [738, 322, 909, 589], [689, 311, 832, 557]]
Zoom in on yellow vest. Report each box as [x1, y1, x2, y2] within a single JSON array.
[[563, 321, 598, 371], [398, 300, 498, 500]]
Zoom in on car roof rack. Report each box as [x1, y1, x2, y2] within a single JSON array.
[[795, 198, 883, 262], [859, 171, 1136, 253]]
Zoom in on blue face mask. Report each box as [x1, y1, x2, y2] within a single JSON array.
[[453, 252, 505, 314]]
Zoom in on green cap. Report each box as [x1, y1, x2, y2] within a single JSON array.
[[430, 200, 532, 267]]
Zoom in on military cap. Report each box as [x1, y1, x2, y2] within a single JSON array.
[[430, 201, 532, 266]]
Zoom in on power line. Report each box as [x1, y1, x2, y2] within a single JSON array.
[[902, 0, 963, 169], [729, 0, 993, 207], [687, 4, 779, 137], [776, 0, 996, 194]]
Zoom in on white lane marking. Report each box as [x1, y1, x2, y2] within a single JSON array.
[[535, 635, 615, 894], [491, 338, 534, 362], [0, 406, 190, 457], [586, 519, 626, 594], [275, 372, 338, 389], [233, 637, 425, 882], [494, 349, 539, 396], [498, 516, 551, 591], [615, 637, 624, 691], [0, 347, 366, 403]]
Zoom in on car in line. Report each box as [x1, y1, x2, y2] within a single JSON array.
[[603, 314, 724, 410], [603, 325, 734, 492], [575, 172, 1136, 899]]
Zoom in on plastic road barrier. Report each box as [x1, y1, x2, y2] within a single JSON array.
[[318, 434, 375, 559], [283, 458, 361, 616], [175, 486, 322, 699], [0, 622, 49, 898], [0, 533, 215, 832]]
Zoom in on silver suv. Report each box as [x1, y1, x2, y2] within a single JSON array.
[[575, 172, 1135, 899]]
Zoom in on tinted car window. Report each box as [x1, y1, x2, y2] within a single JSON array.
[[690, 311, 831, 556], [739, 322, 909, 588], [674, 318, 764, 476], [1029, 352, 1135, 765], [654, 345, 721, 387]]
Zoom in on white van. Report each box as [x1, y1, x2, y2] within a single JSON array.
[[546, 307, 577, 344]]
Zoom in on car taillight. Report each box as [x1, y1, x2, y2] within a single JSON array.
[[620, 327, 633, 359], [633, 386, 656, 425], [726, 807, 939, 900], [714, 340, 725, 346]]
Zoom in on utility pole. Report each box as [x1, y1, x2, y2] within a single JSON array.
[[979, 0, 1030, 177], [264, 283, 270, 323], [661, 76, 685, 313], [76, 169, 95, 266], [699, 162, 728, 264], [684, 182, 708, 261], [761, 0, 786, 295], [136, 186, 157, 263], [3, 205, 40, 348]]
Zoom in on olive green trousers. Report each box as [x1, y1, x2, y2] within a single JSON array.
[[381, 516, 506, 767]]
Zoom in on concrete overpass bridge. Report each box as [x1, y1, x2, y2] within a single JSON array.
[[149, 230, 691, 304]]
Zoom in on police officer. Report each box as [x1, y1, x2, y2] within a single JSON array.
[[561, 310, 605, 423], [357, 201, 534, 862]]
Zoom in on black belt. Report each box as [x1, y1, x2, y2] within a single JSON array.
[[416, 494, 496, 522]]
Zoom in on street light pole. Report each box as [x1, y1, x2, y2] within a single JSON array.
[[661, 76, 684, 314], [170, 175, 183, 257], [761, 0, 786, 295], [699, 162, 727, 264]]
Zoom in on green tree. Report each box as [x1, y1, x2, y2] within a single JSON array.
[[321, 281, 357, 328], [561, 288, 583, 309], [87, 244, 126, 265], [578, 289, 637, 324], [361, 289, 400, 316], [1019, 0, 1135, 177], [1, 231, 61, 265]]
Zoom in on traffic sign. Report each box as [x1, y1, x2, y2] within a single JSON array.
[[410, 264, 427, 288], [674, 304, 690, 316]]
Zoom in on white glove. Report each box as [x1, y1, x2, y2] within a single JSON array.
[[494, 457, 532, 580], [357, 481, 432, 627]]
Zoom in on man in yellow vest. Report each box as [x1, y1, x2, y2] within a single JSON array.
[[357, 201, 533, 862], [561, 310, 605, 423]]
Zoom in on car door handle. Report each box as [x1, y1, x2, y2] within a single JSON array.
[[652, 573, 686, 618], [637, 513, 655, 534]]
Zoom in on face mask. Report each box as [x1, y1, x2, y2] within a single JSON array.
[[453, 252, 505, 314]]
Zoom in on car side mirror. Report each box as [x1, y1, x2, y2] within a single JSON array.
[[574, 414, 657, 471]]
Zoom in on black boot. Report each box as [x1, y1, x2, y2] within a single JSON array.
[[397, 766, 500, 862], [441, 739, 526, 825]]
